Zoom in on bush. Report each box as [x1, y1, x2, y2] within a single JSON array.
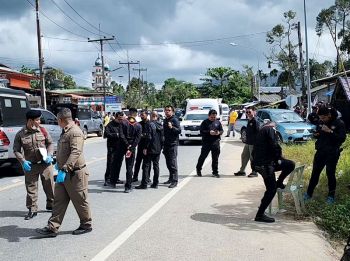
[[282, 136, 350, 240]]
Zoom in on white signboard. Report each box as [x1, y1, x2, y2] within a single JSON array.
[[105, 103, 122, 113]]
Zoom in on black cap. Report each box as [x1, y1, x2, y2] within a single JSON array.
[[26, 109, 42, 120]]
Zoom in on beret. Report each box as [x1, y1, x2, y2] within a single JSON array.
[[26, 109, 42, 120]]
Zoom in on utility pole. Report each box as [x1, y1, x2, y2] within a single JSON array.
[[119, 60, 140, 91], [35, 0, 46, 109], [133, 67, 147, 104], [88, 36, 115, 111], [303, 0, 312, 114], [297, 21, 306, 104]]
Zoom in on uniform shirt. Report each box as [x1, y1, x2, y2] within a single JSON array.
[[163, 116, 181, 146], [245, 117, 260, 145], [13, 126, 53, 163], [57, 122, 86, 172], [138, 119, 152, 149], [229, 111, 238, 124], [200, 119, 223, 144], [314, 118, 346, 152], [148, 120, 164, 154], [121, 117, 142, 152], [307, 112, 319, 125], [104, 120, 125, 148], [253, 125, 282, 166]]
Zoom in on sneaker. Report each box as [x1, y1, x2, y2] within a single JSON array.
[[326, 196, 335, 204], [234, 171, 246, 176], [225, 135, 229, 137], [24, 211, 37, 220], [248, 172, 258, 178], [36, 227, 57, 237], [150, 184, 158, 189], [135, 184, 147, 190], [254, 214, 275, 223], [168, 182, 178, 188], [276, 182, 286, 189], [72, 226, 92, 235], [196, 169, 202, 177], [303, 192, 312, 202]]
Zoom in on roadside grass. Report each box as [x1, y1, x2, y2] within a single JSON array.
[[282, 136, 350, 240]]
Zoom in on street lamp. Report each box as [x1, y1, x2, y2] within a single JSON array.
[[229, 42, 261, 101]]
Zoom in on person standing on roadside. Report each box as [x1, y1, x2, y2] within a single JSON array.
[[234, 106, 260, 178], [13, 109, 55, 220], [304, 106, 346, 204], [36, 108, 92, 237], [226, 109, 238, 137], [103, 111, 126, 187], [253, 120, 295, 223], [163, 105, 181, 188], [121, 108, 142, 193], [196, 109, 223, 178], [136, 111, 164, 189]]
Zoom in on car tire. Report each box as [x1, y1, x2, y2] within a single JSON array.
[[83, 127, 88, 140], [97, 125, 103, 137], [240, 128, 247, 143]]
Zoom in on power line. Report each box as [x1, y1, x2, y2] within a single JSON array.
[[63, 0, 114, 37], [49, 0, 101, 37], [25, 0, 87, 39], [43, 36, 88, 42]]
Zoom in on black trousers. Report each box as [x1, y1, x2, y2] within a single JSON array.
[[196, 140, 220, 174], [104, 147, 114, 182], [141, 153, 160, 186], [133, 147, 144, 180], [307, 149, 340, 198], [124, 152, 136, 189], [163, 145, 178, 182], [256, 158, 295, 216], [109, 149, 124, 185]]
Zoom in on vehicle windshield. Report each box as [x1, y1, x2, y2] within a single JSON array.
[[0, 97, 29, 127], [184, 114, 208, 121], [271, 112, 304, 123], [155, 109, 164, 112], [222, 107, 229, 111]]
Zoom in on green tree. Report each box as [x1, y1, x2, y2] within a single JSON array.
[[111, 80, 125, 97], [20, 65, 39, 89], [266, 10, 299, 91], [309, 59, 334, 81], [44, 68, 76, 89]]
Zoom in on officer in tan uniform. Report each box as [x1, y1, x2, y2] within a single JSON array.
[[36, 108, 92, 237], [13, 109, 55, 220]]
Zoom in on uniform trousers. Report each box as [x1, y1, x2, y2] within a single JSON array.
[[140, 153, 160, 186], [48, 167, 92, 232], [25, 163, 54, 212], [163, 145, 178, 182], [196, 140, 220, 174]]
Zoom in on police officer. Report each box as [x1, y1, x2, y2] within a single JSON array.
[[132, 110, 151, 182], [36, 108, 92, 237], [304, 106, 346, 204], [196, 109, 223, 178], [253, 120, 295, 223], [104, 111, 126, 187], [136, 111, 164, 189], [163, 105, 181, 188], [234, 106, 260, 177], [121, 108, 142, 193], [13, 109, 54, 220]]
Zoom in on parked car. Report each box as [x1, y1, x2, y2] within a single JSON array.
[[234, 109, 316, 143], [154, 108, 166, 119], [75, 108, 103, 140], [179, 110, 209, 144], [220, 103, 229, 122], [0, 88, 60, 175]]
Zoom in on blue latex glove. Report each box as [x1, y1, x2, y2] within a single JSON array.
[[45, 155, 53, 164], [56, 170, 67, 183], [54, 163, 59, 171], [22, 160, 32, 172]]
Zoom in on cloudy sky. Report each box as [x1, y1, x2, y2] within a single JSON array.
[[0, 0, 335, 88]]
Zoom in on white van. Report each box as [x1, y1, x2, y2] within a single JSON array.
[[186, 99, 221, 120], [220, 103, 229, 122], [179, 110, 209, 144]]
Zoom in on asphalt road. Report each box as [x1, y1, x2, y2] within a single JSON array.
[[0, 135, 339, 261]]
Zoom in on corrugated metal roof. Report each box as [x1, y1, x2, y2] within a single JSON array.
[[259, 94, 281, 103]]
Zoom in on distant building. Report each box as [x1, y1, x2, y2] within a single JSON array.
[[0, 63, 36, 90], [91, 55, 111, 92]]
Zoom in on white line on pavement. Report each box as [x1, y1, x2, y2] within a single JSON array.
[[91, 143, 227, 261], [0, 156, 107, 193]]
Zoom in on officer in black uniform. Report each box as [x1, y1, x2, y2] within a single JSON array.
[[121, 108, 142, 193], [163, 105, 181, 188], [196, 109, 223, 178], [103, 111, 126, 187], [304, 106, 346, 204], [133, 110, 151, 183], [253, 120, 295, 223], [136, 111, 164, 189]]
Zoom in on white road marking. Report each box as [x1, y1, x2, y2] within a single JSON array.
[[91, 143, 227, 261], [0, 156, 107, 193]]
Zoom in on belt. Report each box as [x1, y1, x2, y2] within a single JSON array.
[[72, 164, 86, 172], [32, 161, 45, 165]]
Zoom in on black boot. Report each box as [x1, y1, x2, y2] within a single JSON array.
[[254, 214, 275, 223]]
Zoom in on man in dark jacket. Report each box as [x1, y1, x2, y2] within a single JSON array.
[[253, 120, 295, 223], [304, 106, 346, 204], [136, 111, 164, 189], [163, 105, 181, 188], [103, 112, 126, 187], [234, 106, 260, 177], [133, 110, 151, 182], [196, 109, 223, 178], [121, 108, 142, 193], [307, 106, 319, 125]]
